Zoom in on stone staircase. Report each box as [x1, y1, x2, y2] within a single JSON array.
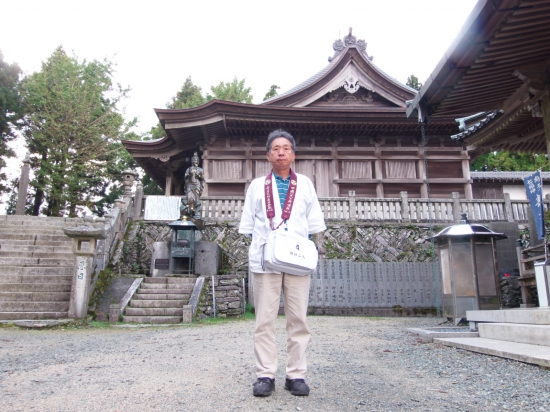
[[435, 308, 550, 368], [122, 277, 196, 324], [0, 215, 80, 320]]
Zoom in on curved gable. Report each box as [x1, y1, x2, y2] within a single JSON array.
[[263, 28, 416, 109]]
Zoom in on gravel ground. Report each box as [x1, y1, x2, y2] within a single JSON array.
[[0, 316, 549, 412]]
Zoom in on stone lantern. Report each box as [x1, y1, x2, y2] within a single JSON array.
[[167, 218, 197, 275], [432, 214, 507, 324], [122, 169, 137, 198]]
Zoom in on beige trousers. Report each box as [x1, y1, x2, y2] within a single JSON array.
[[252, 272, 311, 380]]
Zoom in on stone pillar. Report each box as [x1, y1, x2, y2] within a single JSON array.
[[15, 153, 31, 215], [452, 192, 461, 223], [348, 191, 357, 221], [63, 225, 107, 319], [400, 191, 410, 223], [122, 169, 137, 198], [133, 182, 143, 219]]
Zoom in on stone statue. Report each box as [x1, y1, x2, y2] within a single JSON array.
[[180, 152, 204, 222]]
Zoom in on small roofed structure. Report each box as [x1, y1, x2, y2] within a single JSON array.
[[124, 29, 471, 199]]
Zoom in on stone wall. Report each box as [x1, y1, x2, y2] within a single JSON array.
[[113, 221, 440, 276], [196, 271, 247, 319]]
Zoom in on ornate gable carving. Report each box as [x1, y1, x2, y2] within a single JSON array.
[[308, 87, 399, 108], [329, 27, 373, 62]]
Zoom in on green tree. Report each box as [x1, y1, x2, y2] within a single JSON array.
[[209, 77, 253, 103], [263, 84, 280, 101], [0, 51, 23, 194], [470, 151, 550, 172], [167, 76, 206, 109], [406, 74, 422, 91], [20, 46, 134, 217]]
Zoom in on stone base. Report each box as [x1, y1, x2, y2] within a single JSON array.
[[194, 241, 221, 277]]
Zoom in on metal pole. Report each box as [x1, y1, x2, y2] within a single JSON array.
[[212, 275, 216, 318], [242, 278, 246, 314]]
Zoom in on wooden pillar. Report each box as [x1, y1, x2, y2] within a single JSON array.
[[462, 156, 473, 200], [417, 159, 428, 198], [330, 140, 340, 197], [202, 146, 209, 196], [374, 142, 383, 198], [542, 93, 550, 168], [165, 171, 173, 196], [244, 142, 253, 193]]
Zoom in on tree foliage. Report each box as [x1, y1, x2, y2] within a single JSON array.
[[263, 84, 280, 101], [209, 77, 253, 103], [167, 76, 206, 109], [20, 46, 134, 217], [470, 151, 550, 172], [406, 74, 422, 91], [0, 50, 23, 194]]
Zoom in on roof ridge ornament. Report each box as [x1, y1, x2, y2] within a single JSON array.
[[329, 27, 373, 62]]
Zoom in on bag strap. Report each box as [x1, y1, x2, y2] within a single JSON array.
[[265, 169, 298, 230]]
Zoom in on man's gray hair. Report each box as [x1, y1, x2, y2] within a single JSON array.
[[266, 129, 296, 153]]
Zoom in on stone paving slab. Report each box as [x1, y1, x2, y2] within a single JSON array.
[[434, 337, 550, 368], [479, 322, 550, 346], [467, 308, 550, 325]]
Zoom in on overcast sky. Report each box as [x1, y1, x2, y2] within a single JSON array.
[[1, 0, 477, 176]]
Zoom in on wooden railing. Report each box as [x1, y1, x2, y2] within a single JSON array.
[[199, 192, 533, 223]]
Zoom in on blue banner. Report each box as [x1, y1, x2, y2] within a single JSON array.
[[523, 171, 545, 240]]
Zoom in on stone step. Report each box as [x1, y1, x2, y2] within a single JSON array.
[[136, 288, 190, 295], [0, 292, 71, 302], [0, 239, 71, 248], [0, 225, 69, 232], [0, 233, 71, 242], [2, 215, 87, 224], [140, 283, 194, 291], [467, 308, 550, 325], [0, 275, 73, 284], [133, 293, 189, 300], [478, 323, 550, 346], [0, 301, 69, 311], [0, 311, 69, 320], [434, 337, 550, 368], [122, 315, 182, 324], [0, 245, 72, 253], [0, 283, 72, 292], [129, 300, 186, 308], [0, 251, 73, 259], [0, 257, 74, 266], [0, 266, 73, 276], [143, 277, 197, 284], [125, 307, 183, 316]]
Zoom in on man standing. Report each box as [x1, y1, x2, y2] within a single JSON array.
[[239, 129, 326, 397]]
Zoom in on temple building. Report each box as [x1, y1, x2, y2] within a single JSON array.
[[123, 29, 468, 199]]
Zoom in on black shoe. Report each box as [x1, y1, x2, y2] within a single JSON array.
[[284, 378, 310, 396], [253, 377, 275, 397]]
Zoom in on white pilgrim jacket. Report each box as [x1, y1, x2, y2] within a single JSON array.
[[238, 172, 326, 274]]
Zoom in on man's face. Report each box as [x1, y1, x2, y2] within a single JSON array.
[[266, 137, 295, 170]]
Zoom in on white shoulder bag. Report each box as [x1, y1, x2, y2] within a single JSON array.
[[261, 170, 318, 276]]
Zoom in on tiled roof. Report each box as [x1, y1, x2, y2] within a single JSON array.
[[451, 111, 502, 141], [471, 171, 550, 181], [262, 43, 416, 105]]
